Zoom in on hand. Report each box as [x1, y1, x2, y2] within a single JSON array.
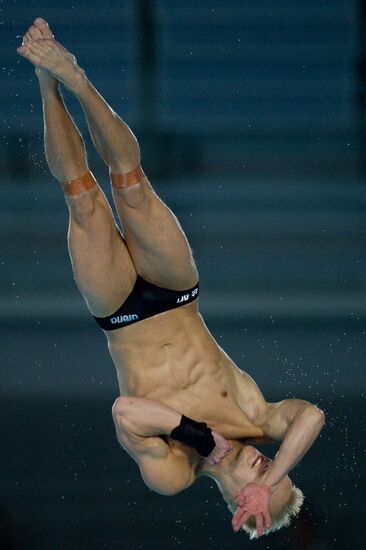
[[231, 483, 272, 537], [206, 431, 233, 464]]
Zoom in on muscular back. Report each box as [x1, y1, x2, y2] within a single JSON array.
[[106, 301, 268, 441]]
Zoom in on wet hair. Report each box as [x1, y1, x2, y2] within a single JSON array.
[[226, 484, 304, 540]]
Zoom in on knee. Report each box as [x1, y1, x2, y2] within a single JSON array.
[[113, 180, 152, 210], [66, 188, 101, 224]]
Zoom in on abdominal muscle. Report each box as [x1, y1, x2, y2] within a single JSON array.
[[106, 302, 267, 441]]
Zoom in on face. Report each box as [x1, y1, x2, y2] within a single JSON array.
[[232, 445, 271, 482], [233, 445, 293, 514]]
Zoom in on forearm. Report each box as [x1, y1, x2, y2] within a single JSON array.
[[113, 396, 182, 438], [261, 407, 325, 491], [113, 396, 220, 459]]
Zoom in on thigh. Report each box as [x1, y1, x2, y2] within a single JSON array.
[[67, 185, 136, 317], [112, 176, 198, 290]]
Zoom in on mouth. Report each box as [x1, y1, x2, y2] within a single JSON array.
[[251, 453, 263, 468], [251, 453, 271, 472]]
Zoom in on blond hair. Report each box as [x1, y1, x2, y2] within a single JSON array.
[[227, 484, 304, 540]]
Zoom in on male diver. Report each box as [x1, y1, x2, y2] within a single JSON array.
[[17, 18, 325, 539]]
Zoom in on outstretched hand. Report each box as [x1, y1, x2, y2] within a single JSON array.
[[231, 483, 272, 537], [206, 430, 233, 465]]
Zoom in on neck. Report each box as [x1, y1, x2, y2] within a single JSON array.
[[196, 440, 245, 502]]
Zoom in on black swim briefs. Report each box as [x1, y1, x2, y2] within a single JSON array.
[[93, 276, 199, 331]]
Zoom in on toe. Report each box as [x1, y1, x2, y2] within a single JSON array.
[[34, 17, 47, 26], [16, 45, 41, 65], [28, 25, 42, 40], [34, 17, 54, 39], [28, 41, 46, 55]]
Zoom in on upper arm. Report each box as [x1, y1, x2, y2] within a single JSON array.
[[261, 399, 324, 441], [112, 397, 196, 495], [116, 418, 170, 461]]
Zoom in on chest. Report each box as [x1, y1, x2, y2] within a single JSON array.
[[143, 372, 265, 441]]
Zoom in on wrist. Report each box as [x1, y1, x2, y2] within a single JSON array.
[[170, 415, 215, 457], [260, 467, 280, 493]]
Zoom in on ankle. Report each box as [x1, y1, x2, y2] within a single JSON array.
[[38, 77, 61, 99], [67, 66, 88, 96]]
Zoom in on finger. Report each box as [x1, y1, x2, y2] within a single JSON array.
[[264, 508, 272, 530], [232, 512, 250, 532], [256, 514, 264, 538], [234, 494, 246, 506], [232, 508, 245, 528], [232, 514, 245, 532], [232, 509, 251, 531]]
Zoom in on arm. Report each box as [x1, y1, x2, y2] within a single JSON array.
[[111, 396, 232, 493], [112, 395, 231, 457], [112, 395, 182, 440], [232, 399, 325, 535], [259, 399, 325, 490], [112, 396, 193, 496]]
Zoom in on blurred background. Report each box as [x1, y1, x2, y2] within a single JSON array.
[[1, 1, 365, 548]]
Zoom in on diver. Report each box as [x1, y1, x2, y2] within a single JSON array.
[[17, 18, 325, 539]]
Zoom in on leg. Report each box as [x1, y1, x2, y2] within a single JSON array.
[[74, 78, 198, 289], [18, 25, 198, 290], [112, 183, 198, 289], [22, 24, 135, 317]]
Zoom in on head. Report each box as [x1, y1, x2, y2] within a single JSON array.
[[200, 441, 304, 539]]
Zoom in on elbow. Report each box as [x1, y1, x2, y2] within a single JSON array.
[[307, 405, 326, 426], [112, 396, 137, 433]]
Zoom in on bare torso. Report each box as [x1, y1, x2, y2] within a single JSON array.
[[106, 300, 268, 441]]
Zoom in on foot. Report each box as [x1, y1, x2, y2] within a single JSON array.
[[17, 19, 85, 93], [20, 18, 56, 87]]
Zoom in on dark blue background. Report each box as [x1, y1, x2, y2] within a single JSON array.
[[0, 1, 365, 548]]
